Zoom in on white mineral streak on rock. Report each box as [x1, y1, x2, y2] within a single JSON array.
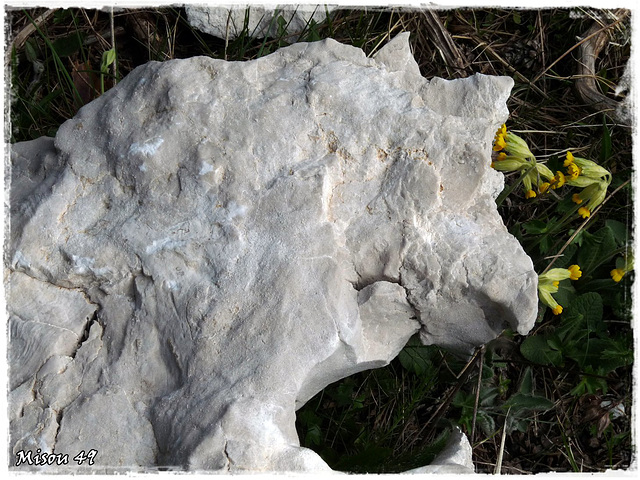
[[199, 161, 214, 175], [128, 137, 164, 156], [7, 33, 537, 473], [185, 4, 335, 41]]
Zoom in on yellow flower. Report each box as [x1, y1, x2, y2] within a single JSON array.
[[538, 265, 582, 315], [539, 182, 550, 194], [611, 252, 633, 282], [578, 206, 591, 218], [569, 181, 608, 217], [567, 162, 581, 180], [611, 268, 625, 282], [538, 283, 562, 315], [564, 151, 575, 167], [568, 265, 582, 281], [490, 124, 555, 197], [550, 171, 565, 189]]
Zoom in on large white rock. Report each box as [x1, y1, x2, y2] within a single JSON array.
[[6, 33, 537, 472], [185, 4, 334, 41]]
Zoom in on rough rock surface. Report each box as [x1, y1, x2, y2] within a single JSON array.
[[185, 4, 334, 40], [6, 33, 538, 472]]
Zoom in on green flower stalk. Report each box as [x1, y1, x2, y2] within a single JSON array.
[[538, 265, 582, 315]]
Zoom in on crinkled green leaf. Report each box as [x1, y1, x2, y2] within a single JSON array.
[[520, 335, 563, 366], [559, 292, 604, 340], [577, 226, 617, 276]]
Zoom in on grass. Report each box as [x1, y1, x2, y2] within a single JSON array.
[[6, 5, 634, 474]]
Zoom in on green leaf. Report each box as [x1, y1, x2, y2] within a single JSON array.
[[577, 226, 617, 276], [398, 340, 437, 377], [570, 371, 608, 396], [304, 19, 321, 42], [305, 423, 322, 446], [512, 11, 522, 24], [560, 292, 604, 339], [540, 235, 553, 254], [51, 32, 83, 58], [24, 39, 39, 63], [551, 243, 578, 270], [504, 392, 554, 412], [522, 219, 549, 235], [611, 290, 632, 320], [519, 367, 534, 396], [605, 219, 630, 246], [546, 334, 563, 352], [550, 279, 577, 312], [479, 386, 500, 407], [520, 335, 563, 366], [101, 48, 116, 73], [476, 410, 496, 437]]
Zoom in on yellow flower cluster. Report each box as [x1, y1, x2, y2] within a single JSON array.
[[538, 265, 582, 315], [491, 125, 613, 220], [491, 124, 564, 199], [564, 151, 612, 219]]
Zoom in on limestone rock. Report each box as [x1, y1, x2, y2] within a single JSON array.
[[6, 32, 537, 472], [405, 428, 474, 474], [185, 4, 334, 41]]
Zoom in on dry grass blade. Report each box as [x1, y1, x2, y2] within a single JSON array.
[[468, 33, 549, 99], [531, 11, 628, 85], [421, 10, 469, 78], [494, 407, 510, 474], [470, 346, 485, 443]]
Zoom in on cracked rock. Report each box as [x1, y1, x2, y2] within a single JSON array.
[[6, 33, 537, 472]]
